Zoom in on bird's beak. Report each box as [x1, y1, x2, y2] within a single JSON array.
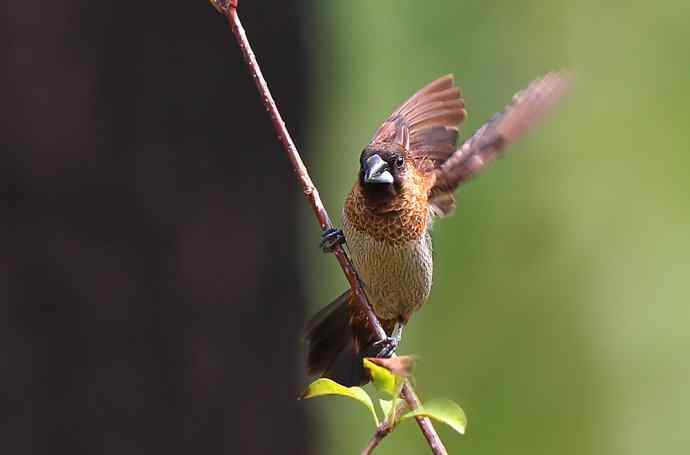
[[363, 154, 394, 184]]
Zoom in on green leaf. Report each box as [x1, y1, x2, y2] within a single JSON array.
[[363, 358, 398, 398], [400, 399, 467, 435], [379, 399, 394, 420], [301, 378, 379, 426]]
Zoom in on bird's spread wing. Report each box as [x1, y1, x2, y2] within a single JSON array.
[[369, 75, 467, 168], [430, 72, 573, 216]]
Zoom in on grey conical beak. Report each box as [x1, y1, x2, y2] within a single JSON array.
[[363, 154, 394, 184]]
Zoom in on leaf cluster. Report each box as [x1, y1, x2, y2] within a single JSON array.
[[301, 357, 466, 438]]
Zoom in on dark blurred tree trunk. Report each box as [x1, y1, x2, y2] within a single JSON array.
[[1, 1, 312, 454]]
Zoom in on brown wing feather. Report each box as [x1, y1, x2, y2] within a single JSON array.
[[369, 75, 467, 169], [430, 71, 573, 216]]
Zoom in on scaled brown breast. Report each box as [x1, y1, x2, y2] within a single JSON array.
[[344, 166, 432, 245]]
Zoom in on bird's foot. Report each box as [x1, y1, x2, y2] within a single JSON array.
[[364, 336, 399, 359], [319, 227, 345, 253], [363, 322, 404, 358]]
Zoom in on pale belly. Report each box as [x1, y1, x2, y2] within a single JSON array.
[[343, 217, 433, 321]]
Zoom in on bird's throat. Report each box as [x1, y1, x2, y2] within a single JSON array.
[[345, 183, 428, 245]]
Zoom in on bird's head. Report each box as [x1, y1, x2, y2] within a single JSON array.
[[358, 144, 414, 207]]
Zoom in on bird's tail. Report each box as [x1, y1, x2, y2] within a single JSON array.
[[305, 290, 371, 387]]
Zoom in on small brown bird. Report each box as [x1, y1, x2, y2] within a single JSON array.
[[306, 73, 571, 386]]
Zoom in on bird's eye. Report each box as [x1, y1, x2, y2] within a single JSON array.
[[395, 156, 405, 168]]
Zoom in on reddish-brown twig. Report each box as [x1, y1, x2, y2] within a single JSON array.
[[216, 2, 447, 454], [362, 421, 394, 455]]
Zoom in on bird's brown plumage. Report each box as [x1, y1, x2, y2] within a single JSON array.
[[372, 75, 467, 172], [344, 169, 430, 244], [430, 72, 573, 215], [306, 72, 572, 386]]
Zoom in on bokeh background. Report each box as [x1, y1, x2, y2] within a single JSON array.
[[3, 1, 689, 454], [304, 1, 690, 454]]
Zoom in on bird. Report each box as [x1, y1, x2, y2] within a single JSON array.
[[305, 72, 571, 386]]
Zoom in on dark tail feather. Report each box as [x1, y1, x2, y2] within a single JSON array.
[[305, 290, 369, 386]]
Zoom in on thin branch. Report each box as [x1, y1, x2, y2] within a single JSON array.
[[401, 385, 447, 452], [214, 2, 448, 454], [362, 422, 394, 455], [362, 397, 408, 454]]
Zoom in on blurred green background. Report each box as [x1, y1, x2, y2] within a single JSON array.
[[301, 1, 690, 454]]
